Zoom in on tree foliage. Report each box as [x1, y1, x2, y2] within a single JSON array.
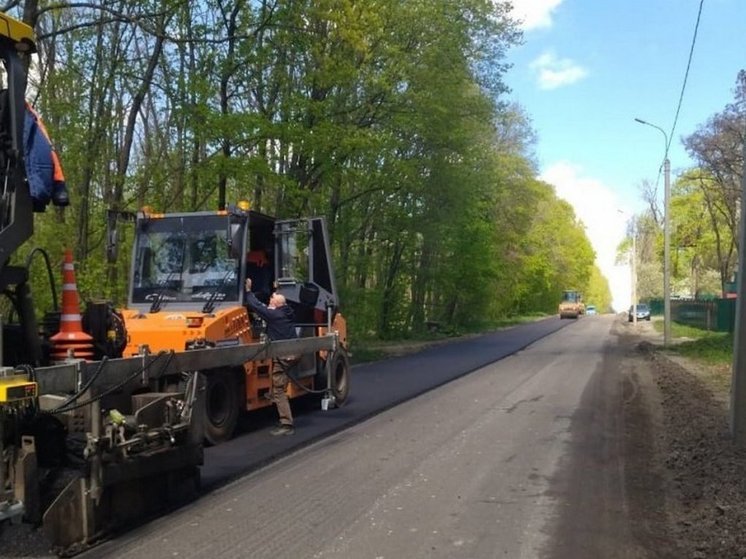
[[8, 0, 603, 338], [624, 71, 744, 302], [682, 71, 745, 294], [584, 265, 612, 313]]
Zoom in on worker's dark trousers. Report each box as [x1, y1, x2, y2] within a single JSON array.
[[271, 358, 295, 426]]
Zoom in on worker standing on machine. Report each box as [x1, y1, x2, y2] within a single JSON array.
[[244, 277, 297, 436]]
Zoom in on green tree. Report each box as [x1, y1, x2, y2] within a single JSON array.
[[513, 182, 596, 315], [7, 0, 609, 341], [584, 265, 612, 313]]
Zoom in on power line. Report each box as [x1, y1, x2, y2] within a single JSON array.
[[647, 0, 704, 207], [666, 0, 704, 158]]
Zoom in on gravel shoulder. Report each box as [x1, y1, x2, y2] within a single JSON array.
[[621, 317, 746, 558]]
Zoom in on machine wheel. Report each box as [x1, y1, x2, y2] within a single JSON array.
[[204, 369, 240, 445], [328, 350, 351, 407]]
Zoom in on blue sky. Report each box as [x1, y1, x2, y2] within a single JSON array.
[[505, 0, 745, 311]]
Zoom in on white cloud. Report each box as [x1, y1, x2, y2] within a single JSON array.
[[509, 0, 564, 30], [529, 51, 588, 90], [540, 162, 633, 312]]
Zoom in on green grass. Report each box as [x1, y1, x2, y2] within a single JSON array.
[[652, 319, 733, 365], [672, 333, 733, 365], [647, 318, 734, 398]]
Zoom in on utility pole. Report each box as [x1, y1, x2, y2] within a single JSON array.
[[730, 132, 746, 444], [635, 118, 671, 346], [632, 227, 637, 324], [663, 155, 671, 345]]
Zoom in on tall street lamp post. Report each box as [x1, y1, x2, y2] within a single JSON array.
[[634, 118, 671, 347]]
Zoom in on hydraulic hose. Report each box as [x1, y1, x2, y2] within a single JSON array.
[[285, 349, 343, 395], [286, 367, 329, 394], [25, 246, 58, 311]]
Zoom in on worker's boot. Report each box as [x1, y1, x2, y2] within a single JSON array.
[[270, 424, 294, 436]]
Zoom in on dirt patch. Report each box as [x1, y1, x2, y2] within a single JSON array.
[[547, 317, 746, 558], [626, 320, 746, 558]]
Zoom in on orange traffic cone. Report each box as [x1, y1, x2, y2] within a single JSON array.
[[50, 249, 94, 361]]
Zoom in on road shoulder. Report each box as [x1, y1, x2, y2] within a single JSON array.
[[613, 317, 746, 558], [545, 316, 679, 558]]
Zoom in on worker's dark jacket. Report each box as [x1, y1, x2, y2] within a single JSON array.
[[23, 103, 67, 212], [245, 291, 296, 341]]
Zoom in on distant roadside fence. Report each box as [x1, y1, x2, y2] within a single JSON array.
[[648, 298, 736, 332]]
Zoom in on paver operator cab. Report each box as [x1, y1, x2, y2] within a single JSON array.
[[120, 205, 350, 444]]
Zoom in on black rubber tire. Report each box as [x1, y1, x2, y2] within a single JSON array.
[[204, 369, 240, 445], [329, 350, 351, 406]]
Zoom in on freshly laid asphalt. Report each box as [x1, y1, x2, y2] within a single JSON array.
[[201, 316, 569, 489], [72, 316, 570, 559], [7, 317, 571, 559]]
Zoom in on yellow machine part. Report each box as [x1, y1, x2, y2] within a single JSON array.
[[0, 13, 36, 52], [0, 376, 37, 403]]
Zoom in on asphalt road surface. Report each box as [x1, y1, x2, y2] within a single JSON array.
[[80, 314, 640, 559]]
